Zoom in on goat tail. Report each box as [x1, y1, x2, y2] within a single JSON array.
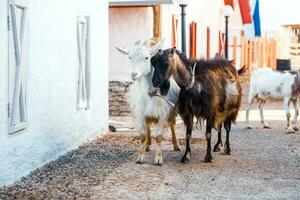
[[237, 65, 249, 76], [195, 116, 205, 131]]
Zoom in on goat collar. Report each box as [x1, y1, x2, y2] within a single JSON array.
[[148, 91, 175, 107], [148, 90, 175, 107], [185, 62, 197, 90]]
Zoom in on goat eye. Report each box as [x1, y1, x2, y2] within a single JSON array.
[[128, 56, 131, 60], [145, 57, 149, 60]]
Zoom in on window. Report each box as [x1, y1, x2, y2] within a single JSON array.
[[77, 16, 90, 110], [8, 0, 28, 134]]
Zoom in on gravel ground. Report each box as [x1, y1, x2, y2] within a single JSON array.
[[92, 114, 300, 200], [0, 134, 139, 199], [1, 84, 300, 199]]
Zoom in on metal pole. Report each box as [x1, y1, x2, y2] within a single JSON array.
[[180, 4, 187, 55], [225, 16, 229, 60]]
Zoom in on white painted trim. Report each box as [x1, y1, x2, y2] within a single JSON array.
[[8, 0, 28, 134], [109, 0, 174, 6], [8, 122, 26, 134], [76, 16, 90, 111]]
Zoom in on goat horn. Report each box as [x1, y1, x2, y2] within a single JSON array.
[[190, 63, 196, 85], [142, 39, 157, 47], [134, 39, 142, 46], [191, 63, 196, 75], [186, 63, 197, 90]]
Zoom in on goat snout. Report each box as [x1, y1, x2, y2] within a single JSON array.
[[153, 80, 161, 87], [153, 81, 160, 88], [131, 72, 137, 80]]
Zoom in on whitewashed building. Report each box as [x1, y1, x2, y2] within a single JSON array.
[[109, 0, 243, 81], [0, 0, 109, 186], [108, 0, 244, 116]]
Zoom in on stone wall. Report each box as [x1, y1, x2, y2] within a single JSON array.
[[109, 81, 131, 116]]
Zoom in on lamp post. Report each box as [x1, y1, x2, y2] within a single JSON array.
[[223, 5, 233, 60], [177, 0, 189, 55]]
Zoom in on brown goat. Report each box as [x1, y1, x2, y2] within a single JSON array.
[[151, 48, 246, 163]]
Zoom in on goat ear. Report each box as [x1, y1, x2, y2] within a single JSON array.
[[150, 39, 165, 56], [171, 47, 177, 54], [116, 47, 129, 55], [229, 59, 235, 65]]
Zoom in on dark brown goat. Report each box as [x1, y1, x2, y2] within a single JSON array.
[[151, 48, 246, 163]]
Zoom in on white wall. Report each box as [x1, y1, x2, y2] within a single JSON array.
[[0, 0, 108, 186], [187, 0, 224, 58], [109, 0, 174, 6], [108, 1, 245, 82], [162, 0, 224, 57], [260, 0, 300, 33], [161, 0, 243, 59], [109, 7, 153, 81]]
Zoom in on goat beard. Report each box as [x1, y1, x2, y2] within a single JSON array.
[[149, 81, 170, 96]]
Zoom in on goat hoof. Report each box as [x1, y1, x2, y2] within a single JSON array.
[[154, 156, 163, 166], [136, 154, 145, 164], [293, 127, 299, 132], [154, 160, 162, 166], [180, 157, 190, 164], [204, 154, 213, 162], [146, 146, 150, 152], [180, 153, 190, 164], [263, 125, 271, 129], [224, 147, 231, 155], [213, 146, 221, 152], [245, 126, 252, 129], [173, 145, 181, 151], [286, 127, 295, 134]]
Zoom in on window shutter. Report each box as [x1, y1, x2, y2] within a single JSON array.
[[77, 16, 90, 110], [8, 0, 28, 134]]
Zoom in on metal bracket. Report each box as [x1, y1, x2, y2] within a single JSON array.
[[7, 15, 10, 30], [7, 103, 10, 118]]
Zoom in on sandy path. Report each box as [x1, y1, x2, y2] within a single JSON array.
[[1, 100, 300, 199], [92, 114, 300, 200]]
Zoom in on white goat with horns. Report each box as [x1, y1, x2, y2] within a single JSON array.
[[116, 39, 180, 165]]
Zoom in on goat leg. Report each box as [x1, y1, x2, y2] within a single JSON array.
[[292, 99, 299, 131], [204, 123, 213, 162], [180, 114, 193, 163], [213, 124, 222, 152], [245, 97, 255, 129], [224, 119, 231, 155], [154, 134, 163, 166], [146, 121, 152, 151], [136, 134, 147, 164], [284, 97, 295, 134], [170, 122, 180, 151], [258, 99, 270, 129]]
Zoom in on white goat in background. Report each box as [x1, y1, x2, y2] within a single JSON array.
[[246, 67, 300, 133], [116, 40, 180, 165]]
